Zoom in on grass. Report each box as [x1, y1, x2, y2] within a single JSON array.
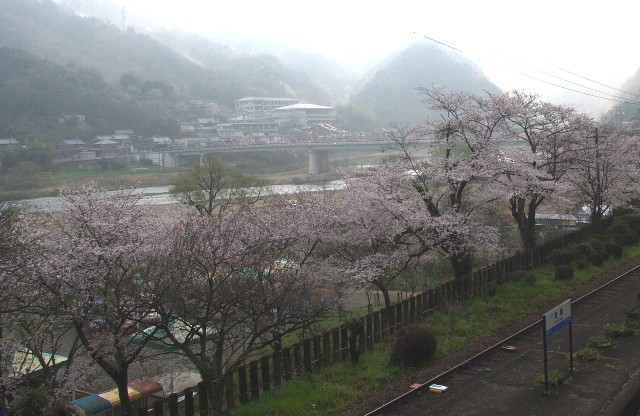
[[231, 343, 404, 416], [229, 243, 640, 415]]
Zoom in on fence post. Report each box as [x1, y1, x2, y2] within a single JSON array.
[[332, 328, 341, 362], [198, 382, 209, 416], [323, 332, 331, 365], [313, 336, 322, 369], [303, 339, 312, 373], [184, 389, 194, 416], [273, 350, 282, 387], [365, 314, 373, 349], [378, 308, 386, 339], [154, 399, 164, 416], [225, 372, 235, 410], [396, 302, 404, 328], [373, 310, 381, 342], [341, 326, 349, 360], [261, 356, 271, 393], [294, 344, 302, 377], [282, 347, 292, 380], [238, 366, 248, 405], [169, 393, 179, 416], [211, 380, 222, 415], [249, 361, 260, 400], [358, 319, 366, 354], [388, 306, 396, 334]]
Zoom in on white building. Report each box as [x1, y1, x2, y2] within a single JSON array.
[[235, 97, 300, 117]]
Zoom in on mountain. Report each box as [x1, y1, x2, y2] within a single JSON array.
[[0, 0, 505, 136], [0, 0, 335, 108], [0, 47, 178, 139], [149, 30, 338, 105], [350, 41, 502, 127], [606, 70, 640, 122]]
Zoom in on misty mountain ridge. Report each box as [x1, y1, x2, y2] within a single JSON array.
[[3, 0, 505, 136]]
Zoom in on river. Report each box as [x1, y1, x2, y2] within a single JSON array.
[[14, 181, 346, 212]]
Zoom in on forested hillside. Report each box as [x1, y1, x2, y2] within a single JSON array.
[[351, 41, 502, 127], [0, 0, 331, 107], [0, 48, 178, 139], [0, 0, 506, 137]]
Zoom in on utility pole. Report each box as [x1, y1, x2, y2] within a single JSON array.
[[587, 128, 602, 227]]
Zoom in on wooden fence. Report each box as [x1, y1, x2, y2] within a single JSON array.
[[138, 217, 613, 416]]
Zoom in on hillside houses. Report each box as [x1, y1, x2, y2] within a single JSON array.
[[179, 97, 336, 139], [0, 138, 20, 152]]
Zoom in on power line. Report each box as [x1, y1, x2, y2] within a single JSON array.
[[479, 57, 640, 106], [514, 60, 640, 102], [418, 33, 640, 107], [547, 64, 640, 99]]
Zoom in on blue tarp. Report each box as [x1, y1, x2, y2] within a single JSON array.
[[71, 394, 112, 415]]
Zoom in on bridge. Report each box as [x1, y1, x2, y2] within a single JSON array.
[[157, 140, 398, 174]]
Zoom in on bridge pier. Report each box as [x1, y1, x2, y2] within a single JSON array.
[[308, 150, 330, 175]]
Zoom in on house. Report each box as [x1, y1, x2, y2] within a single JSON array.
[[271, 103, 335, 127], [234, 97, 300, 117], [150, 136, 172, 151], [93, 138, 119, 157], [57, 138, 86, 158], [217, 119, 278, 138], [0, 138, 20, 151]]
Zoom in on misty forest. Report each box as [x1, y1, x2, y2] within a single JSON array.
[[2, 1, 640, 416]]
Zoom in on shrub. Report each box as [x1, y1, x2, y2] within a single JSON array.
[[10, 386, 51, 416], [604, 242, 623, 259], [574, 243, 594, 260], [605, 224, 639, 246], [575, 258, 589, 270], [391, 324, 437, 367], [554, 265, 574, 281], [614, 214, 640, 234], [587, 239, 606, 253], [588, 251, 605, 267], [549, 248, 573, 267]]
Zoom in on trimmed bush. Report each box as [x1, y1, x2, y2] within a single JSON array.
[[587, 239, 606, 253], [575, 258, 589, 270], [604, 242, 623, 259], [391, 324, 437, 367], [588, 251, 606, 267], [605, 224, 639, 246], [615, 214, 640, 234], [555, 264, 574, 281], [574, 243, 594, 260], [549, 248, 573, 267]]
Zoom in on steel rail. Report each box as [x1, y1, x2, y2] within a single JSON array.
[[364, 262, 640, 416]]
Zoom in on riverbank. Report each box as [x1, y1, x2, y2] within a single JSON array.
[[0, 166, 341, 202]]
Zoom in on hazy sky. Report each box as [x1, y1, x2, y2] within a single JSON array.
[[112, 0, 639, 116]]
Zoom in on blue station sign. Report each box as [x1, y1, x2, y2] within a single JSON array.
[[544, 299, 572, 338]]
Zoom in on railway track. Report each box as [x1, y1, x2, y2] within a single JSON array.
[[364, 263, 640, 416]]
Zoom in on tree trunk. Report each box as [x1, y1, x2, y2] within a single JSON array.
[[450, 252, 473, 280], [373, 282, 392, 309], [115, 373, 132, 416], [511, 195, 539, 253]]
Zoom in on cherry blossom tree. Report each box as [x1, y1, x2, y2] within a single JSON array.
[[321, 174, 424, 308], [0, 203, 26, 403], [492, 91, 592, 252], [27, 183, 173, 416], [154, 190, 340, 383], [566, 122, 640, 227]]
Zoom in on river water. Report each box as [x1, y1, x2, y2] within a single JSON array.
[[14, 181, 346, 212]]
